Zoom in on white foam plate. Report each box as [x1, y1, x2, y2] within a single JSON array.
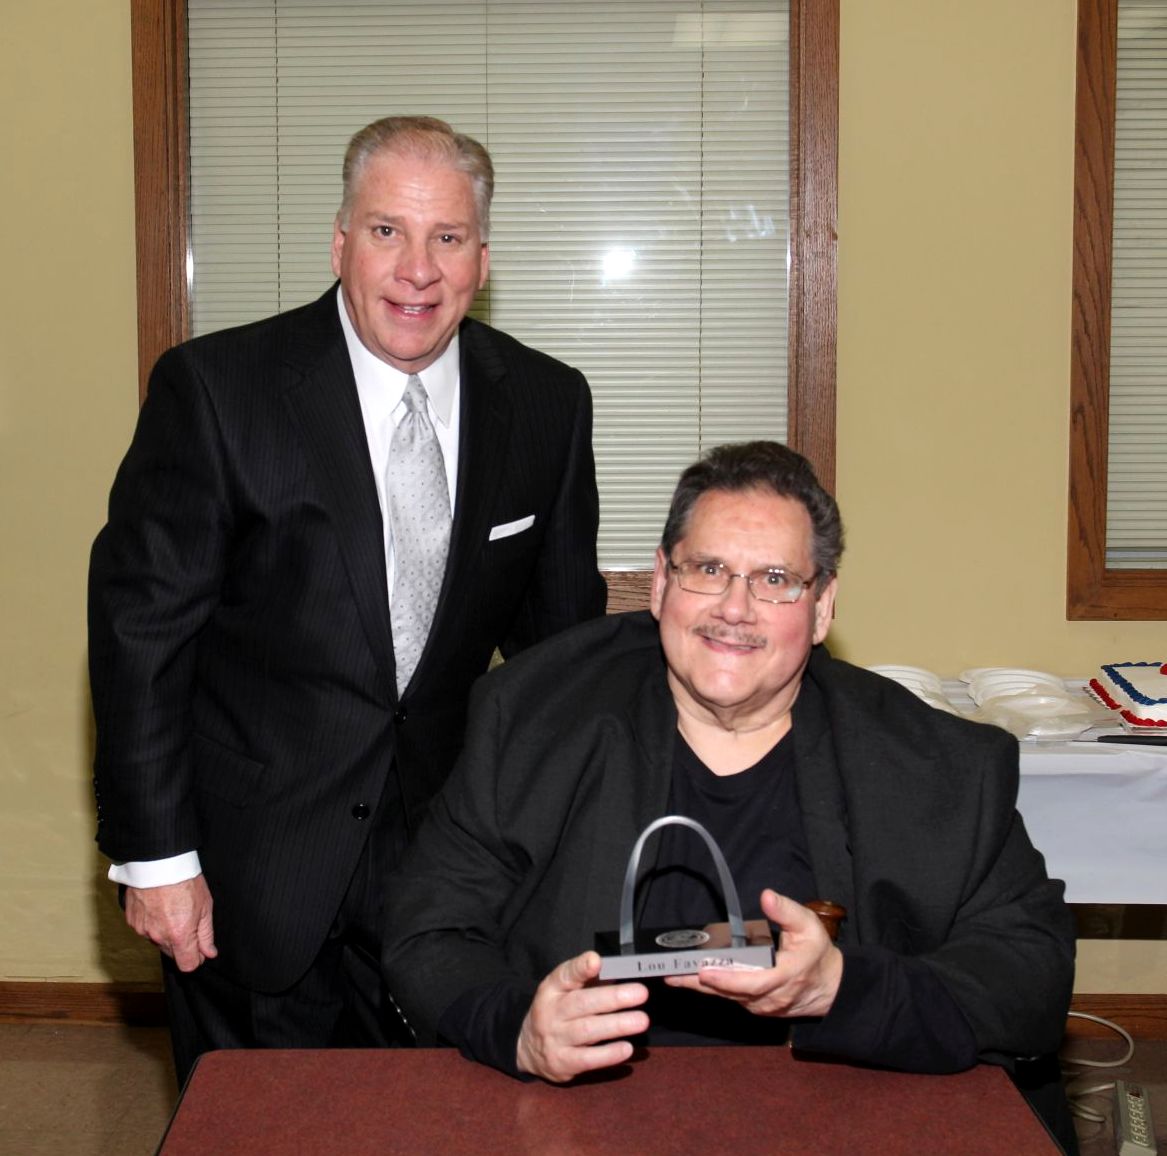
[[972, 692, 1092, 717], [959, 667, 1064, 689], [867, 664, 943, 692]]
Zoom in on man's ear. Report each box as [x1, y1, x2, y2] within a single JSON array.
[[650, 547, 670, 620], [812, 575, 838, 645], [330, 215, 346, 278]]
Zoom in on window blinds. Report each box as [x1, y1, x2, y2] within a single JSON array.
[[188, 0, 789, 566], [1109, 0, 1167, 568]]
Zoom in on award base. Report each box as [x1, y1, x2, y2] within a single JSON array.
[[595, 919, 775, 979]]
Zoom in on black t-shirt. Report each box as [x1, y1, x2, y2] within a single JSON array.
[[637, 730, 814, 1046]]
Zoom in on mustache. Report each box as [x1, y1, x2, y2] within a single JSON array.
[[692, 624, 767, 648]]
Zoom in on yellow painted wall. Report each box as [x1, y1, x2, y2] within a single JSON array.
[[832, 0, 1167, 672], [0, 0, 155, 982], [0, 0, 1161, 991]]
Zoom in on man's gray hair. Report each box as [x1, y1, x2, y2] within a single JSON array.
[[660, 441, 844, 589], [337, 115, 494, 238]]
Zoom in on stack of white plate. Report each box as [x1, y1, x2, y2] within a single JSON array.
[[960, 668, 1066, 705], [867, 664, 959, 714], [958, 668, 1094, 739]]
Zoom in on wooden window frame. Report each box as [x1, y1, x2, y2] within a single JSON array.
[[130, 0, 189, 403], [1068, 0, 1167, 619], [128, 0, 838, 609]]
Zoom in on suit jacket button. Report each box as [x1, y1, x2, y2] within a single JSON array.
[[351, 803, 371, 820], [393, 706, 408, 725]]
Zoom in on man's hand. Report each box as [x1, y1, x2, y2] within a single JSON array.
[[516, 951, 649, 1083], [124, 875, 217, 973], [664, 889, 842, 1019]]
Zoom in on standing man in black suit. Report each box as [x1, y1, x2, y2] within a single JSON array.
[[88, 115, 606, 1082]]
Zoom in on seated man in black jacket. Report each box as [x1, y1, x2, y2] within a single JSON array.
[[383, 441, 1077, 1150]]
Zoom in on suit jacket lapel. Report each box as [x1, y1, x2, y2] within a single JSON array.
[[791, 663, 858, 940], [627, 667, 680, 919], [578, 648, 676, 936], [280, 289, 397, 700], [417, 320, 513, 666]]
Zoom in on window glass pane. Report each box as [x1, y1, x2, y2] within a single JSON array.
[[1108, 0, 1167, 568]]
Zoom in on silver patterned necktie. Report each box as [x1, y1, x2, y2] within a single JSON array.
[[387, 373, 451, 693]]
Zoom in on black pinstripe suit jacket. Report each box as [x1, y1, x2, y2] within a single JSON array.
[[88, 286, 606, 990]]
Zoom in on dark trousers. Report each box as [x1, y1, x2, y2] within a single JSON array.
[[164, 790, 410, 1087]]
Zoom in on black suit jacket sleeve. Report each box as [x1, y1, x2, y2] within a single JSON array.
[[382, 678, 585, 1040], [792, 662, 1076, 1066], [89, 345, 232, 861]]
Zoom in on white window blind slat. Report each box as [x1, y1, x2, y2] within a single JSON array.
[[188, 0, 789, 566]]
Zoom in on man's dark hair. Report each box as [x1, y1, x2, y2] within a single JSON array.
[[660, 441, 844, 588]]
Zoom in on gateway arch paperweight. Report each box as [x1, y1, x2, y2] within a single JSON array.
[[595, 815, 775, 980]]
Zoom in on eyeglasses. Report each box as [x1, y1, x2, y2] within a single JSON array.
[[668, 559, 819, 605]]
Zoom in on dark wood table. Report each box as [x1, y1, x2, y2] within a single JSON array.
[[158, 1046, 1059, 1154]]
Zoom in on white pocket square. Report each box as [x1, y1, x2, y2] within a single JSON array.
[[489, 514, 536, 541]]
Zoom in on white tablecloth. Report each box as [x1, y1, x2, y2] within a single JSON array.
[[912, 677, 1167, 904], [1017, 741, 1167, 903]]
